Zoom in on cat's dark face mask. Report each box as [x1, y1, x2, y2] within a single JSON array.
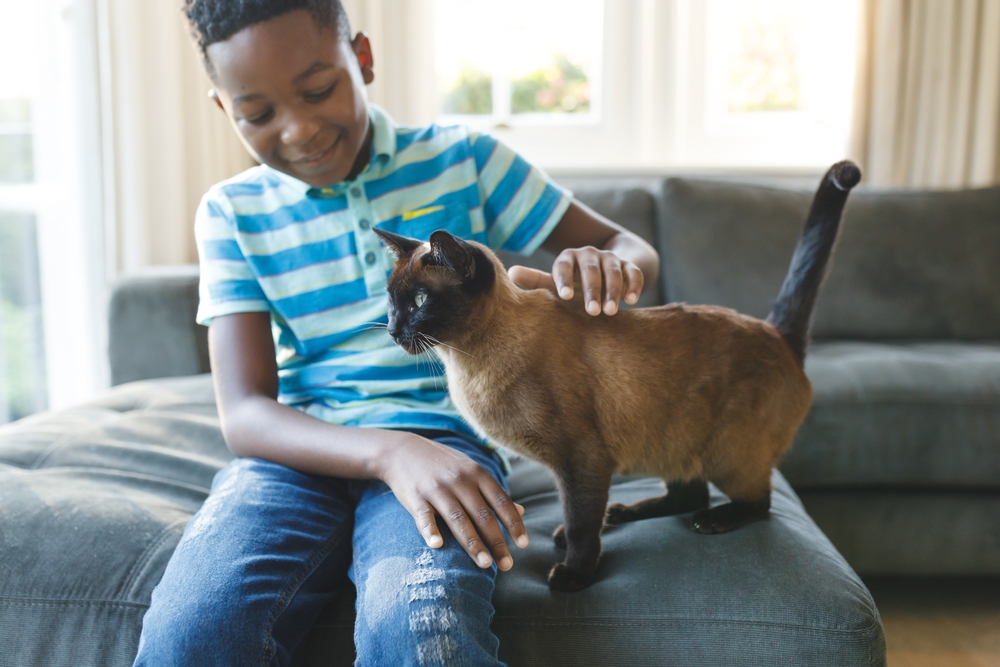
[[374, 228, 496, 355]]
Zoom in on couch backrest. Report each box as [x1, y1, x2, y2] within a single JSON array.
[[497, 186, 664, 307], [657, 178, 1000, 340]]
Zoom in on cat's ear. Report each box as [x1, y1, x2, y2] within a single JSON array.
[[373, 228, 423, 258], [427, 229, 476, 281]]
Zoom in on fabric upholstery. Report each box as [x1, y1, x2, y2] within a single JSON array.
[[784, 341, 1000, 489], [109, 266, 210, 385], [0, 376, 884, 667], [798, 489, 1000, 575], [658, 179, 1000, 340]]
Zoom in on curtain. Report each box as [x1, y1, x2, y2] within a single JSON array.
[[850, 0, 1000, 188]]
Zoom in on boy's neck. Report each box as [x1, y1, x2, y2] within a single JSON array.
[[343, 123, 375, 183]]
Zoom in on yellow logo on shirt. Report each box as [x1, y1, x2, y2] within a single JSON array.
[[402, 205, 445, 221]]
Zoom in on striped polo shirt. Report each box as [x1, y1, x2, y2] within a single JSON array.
[[195, 104, 572, 441]]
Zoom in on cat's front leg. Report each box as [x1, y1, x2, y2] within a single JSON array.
[[548, 461, 614, 592]]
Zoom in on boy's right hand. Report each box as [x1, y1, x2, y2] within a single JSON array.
[[378, 434, 529, 571]]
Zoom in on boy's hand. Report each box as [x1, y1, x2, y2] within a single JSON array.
[[508, 246, 644, 316], [379, 434, 529, 571]]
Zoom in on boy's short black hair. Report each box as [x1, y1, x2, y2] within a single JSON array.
[[184, 0, 352, 76]]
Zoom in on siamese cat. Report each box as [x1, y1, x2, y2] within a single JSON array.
[[375, 161, 860, 592]]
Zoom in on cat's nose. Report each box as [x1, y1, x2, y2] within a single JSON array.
[[387, 317, 401, 342]]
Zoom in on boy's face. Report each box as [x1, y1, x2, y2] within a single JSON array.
[[207, 10, 374, 187]]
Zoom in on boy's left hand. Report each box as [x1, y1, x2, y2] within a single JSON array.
[[508, 246, 644, 316]]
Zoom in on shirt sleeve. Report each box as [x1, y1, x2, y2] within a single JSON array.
[[469, 132, 573, 256], [194, 190, 271, 326]]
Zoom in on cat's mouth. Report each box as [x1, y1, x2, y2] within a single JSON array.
[[392, 333, 438, 356]]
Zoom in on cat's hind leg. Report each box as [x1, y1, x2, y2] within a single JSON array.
[[547, 461, 614, 592], [604, 479, 709, 527], [690, 472, 770, 534]]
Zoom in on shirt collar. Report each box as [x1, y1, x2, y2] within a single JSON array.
[[262, 104, 397, 199]]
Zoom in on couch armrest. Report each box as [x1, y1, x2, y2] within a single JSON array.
[[108, 265, 210, 385]]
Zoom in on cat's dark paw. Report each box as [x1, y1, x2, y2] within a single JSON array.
[[547, 562, 595, 592], [552, 524, 567, 549], [691, 502, 768, 534], [603, 502, 631, 527], [690, 508, 726, 534]]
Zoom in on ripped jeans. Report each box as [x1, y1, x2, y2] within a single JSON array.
[[132, 434, 508, 667]]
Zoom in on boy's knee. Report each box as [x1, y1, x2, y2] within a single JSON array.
[[358, 548, 495, 663]]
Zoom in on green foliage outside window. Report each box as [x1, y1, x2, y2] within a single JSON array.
[[0, 98, 33, 183], [512, 54, 590, 114], [441, 65, 493, 115]]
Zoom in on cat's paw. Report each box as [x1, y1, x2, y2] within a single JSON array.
[[547, 563, 596, 592], [552, 524, 567, 549], [690, 508, 725, 534], [603, 502, 632, 527]]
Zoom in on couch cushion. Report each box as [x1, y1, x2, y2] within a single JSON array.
[[0, 376, 884, 666], [658, 179, 1000, 340], [497, 186, 664, 307], [780, 341, 1000, 489]]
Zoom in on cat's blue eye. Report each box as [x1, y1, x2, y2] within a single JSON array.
[[414, 293, 427, 309]]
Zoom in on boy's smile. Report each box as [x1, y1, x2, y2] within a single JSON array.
[[206, 9, 375, 187]]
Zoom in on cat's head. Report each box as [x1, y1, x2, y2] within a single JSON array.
[[374, 228, 498, 355]]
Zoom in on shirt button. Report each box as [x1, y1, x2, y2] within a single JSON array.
[[350, 186, 362, 198], [359, 219, 371, 230], [364, 251, 376, 265]]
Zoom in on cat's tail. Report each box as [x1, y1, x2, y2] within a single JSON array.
[[766, 160, 861, 365]]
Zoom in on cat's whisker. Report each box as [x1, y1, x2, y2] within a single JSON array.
[[422, 334, 475, 359]]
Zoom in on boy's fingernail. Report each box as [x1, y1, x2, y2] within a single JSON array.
[[428, 535, 443, 548], [559, 286, 572, 298], [477, 552, 492, 568], [627, 292, 638, 303], [516, 535, 529, 548], [605, 301, 617, 314], [499, 556, 513, 570], [587, 301, 600, 315], [515, 503, 525, 516]]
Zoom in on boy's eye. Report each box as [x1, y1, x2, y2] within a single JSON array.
[[304, 83, 335, 103], [414, 293, 427, 309], [245, 109, 274, 125]]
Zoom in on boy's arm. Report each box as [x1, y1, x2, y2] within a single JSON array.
[[208, 311, 528, 570], [508, 199, 660, 316]]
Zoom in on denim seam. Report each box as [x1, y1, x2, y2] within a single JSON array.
[[260, 515, 354, 667], [112, 516, 190, 603]]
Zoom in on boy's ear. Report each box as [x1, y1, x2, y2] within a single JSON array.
[[428, 230, 476, 281], [373, 227, 423, 258], [351, 32, 375, 85], [208, 89, 225, 112]]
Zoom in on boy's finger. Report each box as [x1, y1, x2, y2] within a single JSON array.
[[623, 262, 644, 304], [601, 257, 624, 315], [579, 257, 603, 316], [507, 265, 558, 295], [413, 504, 443, 548], [481, 478, 529, 550], [458, 491, 514, 571], [433, 496, 493, 568], [551, 253, 577, 299]]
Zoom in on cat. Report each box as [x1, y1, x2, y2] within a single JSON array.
[[374, 161, 860, 592]]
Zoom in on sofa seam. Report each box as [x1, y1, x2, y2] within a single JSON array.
[[112, 516, 190, 603], [0, 596, 149, 610], [490, 616, 881, 635]]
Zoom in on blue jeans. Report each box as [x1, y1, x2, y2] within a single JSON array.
[[132, 434, 508, 667]]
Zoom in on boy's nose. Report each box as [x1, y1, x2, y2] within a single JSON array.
[[280, 114, 322, 146]]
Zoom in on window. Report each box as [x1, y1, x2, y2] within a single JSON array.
[[0, 4, 47, 423], [434, 0, 604, 126], [426, 0, 860, 171]]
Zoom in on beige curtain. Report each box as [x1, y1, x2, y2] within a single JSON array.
[[850, 0, 1000, 188], [104, 0, 255, 270]]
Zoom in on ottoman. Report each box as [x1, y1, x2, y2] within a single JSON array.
[[0, 375, 885, 666]]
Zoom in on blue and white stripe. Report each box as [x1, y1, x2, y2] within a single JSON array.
[[195, 104, 572, 439]]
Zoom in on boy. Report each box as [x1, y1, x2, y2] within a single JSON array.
[[133, 1, 659, 665]]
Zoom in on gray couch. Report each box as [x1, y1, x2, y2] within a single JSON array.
[[12, 175, 997, 666]]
